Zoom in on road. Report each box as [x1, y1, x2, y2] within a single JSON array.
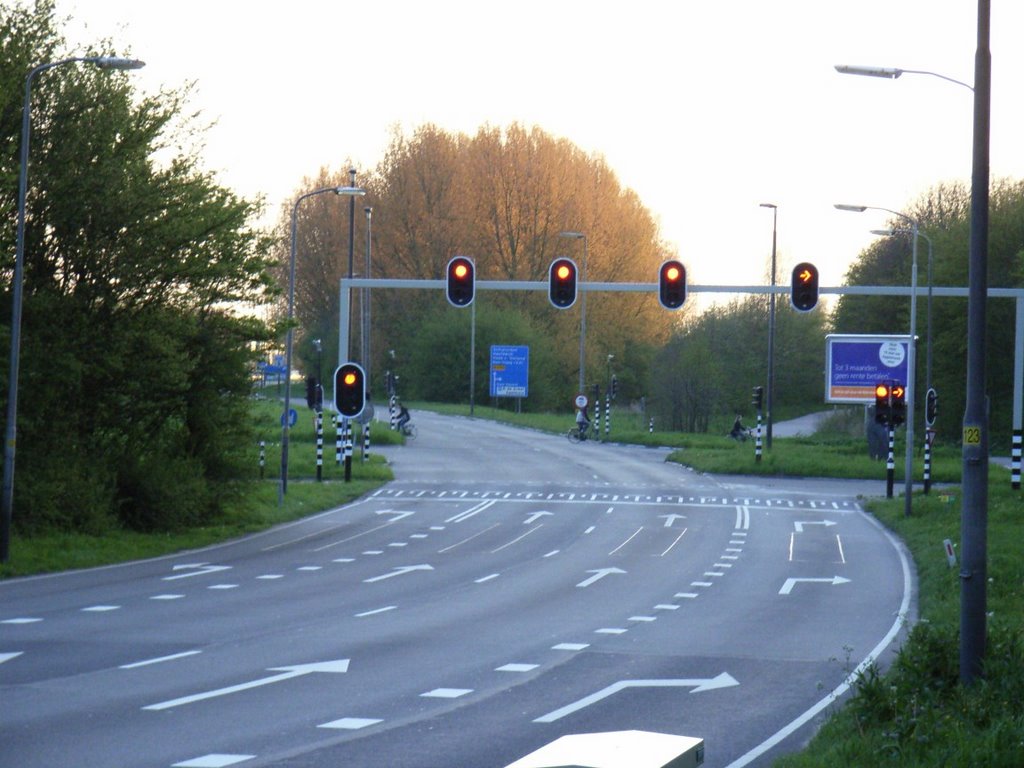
[[0, 411, 914, 768]]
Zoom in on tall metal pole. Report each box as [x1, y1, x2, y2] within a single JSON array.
[[2, 56, 145, 563], [362, 206, 372, 392], [903, 223, 919, 518], [347, 168, 357, 360], [961, 0, 991, 686], [760, 203, 778, 449], [559, 231, 588, 392]]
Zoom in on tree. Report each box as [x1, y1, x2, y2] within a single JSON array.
[[1, 1, 275, 533]]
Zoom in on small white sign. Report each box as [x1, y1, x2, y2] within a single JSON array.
[[574, 394, 588, 409]]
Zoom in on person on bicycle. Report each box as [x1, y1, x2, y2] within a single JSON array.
[[575, 405, 591, 440], [730, 414, 748, 440], [396, 401, 411, 434]]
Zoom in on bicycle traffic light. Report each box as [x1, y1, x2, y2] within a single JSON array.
[[548, 257, 578, 309], [925, 387, 938, 427], [658, 260, 686, 309], [334, 362, 366, 418], [752, 385, 764, 411], [446, 256, 475, 307], [791, 262, 819, 312], [890, 383, 906, 426]]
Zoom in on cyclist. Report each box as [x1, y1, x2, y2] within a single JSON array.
[[396, 401, 411, 434], [729, 414, 749, 441], [575, 405, 591, 441]]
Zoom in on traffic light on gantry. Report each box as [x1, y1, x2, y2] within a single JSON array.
[[445, 256, 475, 307], [548, 257, 578, 309], [791, 262, 819, 312], [334, 362, 366, 418], [658, 260, 686, 309]]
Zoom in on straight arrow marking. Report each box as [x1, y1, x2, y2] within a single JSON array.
[[0, 652, 23, 665], [534, 674, 739, 723], [576, 567, 626, 588], [144, 659, 350, 711], [779, 576, 851, 595], [363, 564, 434, 583]]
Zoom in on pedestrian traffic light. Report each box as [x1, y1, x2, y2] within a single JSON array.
[[658, 260, 686, 309], [752, 385, 764, 410], [548, 257, 578, 309], [874, 382, 891, 425], [890, 383, 907, 426], [925, 387, 938, 427], [791, 262, 819, 312], [445, 256, 475, 307], [334, 362, 366, 418]]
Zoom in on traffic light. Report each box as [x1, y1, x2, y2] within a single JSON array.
[[445, 256, 475, 307], [752, 385, 764, 411], [548, 257, 578, 309], [611, 375, 618, 400], [874, 382, 892, 425], [791, 262, 819, 312], [334, 362, 366, 418], [658, 260, 686, 309], [925, 387, 938, 426], [890, 383, 907, 426], [305, 375, 318, 410]]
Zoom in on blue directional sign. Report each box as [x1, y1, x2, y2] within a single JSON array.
[[490, 345, 529, 398]]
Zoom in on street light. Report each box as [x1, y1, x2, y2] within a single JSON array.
[[1, 55, 146, 563], [760, 203, 778, 449], [280, 185, 361, 503], [834, 64, 974, 91], [559, 231, 588, 393], [835, 203, 919, 519]]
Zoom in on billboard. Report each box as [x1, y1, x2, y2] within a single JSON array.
[[825, 334, 911, 403]]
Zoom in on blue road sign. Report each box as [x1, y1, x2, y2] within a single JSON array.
[[826, 334, 911, 403], [490, 345, 529, 398], [280, 408, 298, 427]]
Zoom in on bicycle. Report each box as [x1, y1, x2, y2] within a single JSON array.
[[728, 427, 754, 442], [400, 422, 417, 440], [567, 425, 591, 443]]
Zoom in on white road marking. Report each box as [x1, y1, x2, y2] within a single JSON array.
[[120, 650, 201, 669]]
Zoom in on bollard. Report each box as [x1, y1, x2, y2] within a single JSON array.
[[604, 393, 611, 439], [649, 417, 654, 434], [754, 411, 762, 463], [343, 419, 353, 482], [335, 414, 343, 465], [886, 426, 895, 498], [923, 429, 933, 494], [315, 411, 323, 482], [362, 420, 370, 462], [1012, 429, 1022, 490]]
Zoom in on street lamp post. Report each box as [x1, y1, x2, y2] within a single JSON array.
[[362, 206, 373, 393], [835, 204, 919, 519], [1, 55, 146, 564], [280, 185, 364, 503], [760, 203, 778, 449], [559, 231, 588, 393], [835, 27, 991, 682]]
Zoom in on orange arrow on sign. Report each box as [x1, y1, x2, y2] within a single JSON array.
[[799, 269, 813, 283]]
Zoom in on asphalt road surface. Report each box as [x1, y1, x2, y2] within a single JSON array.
[[1, 410, 914, 768]]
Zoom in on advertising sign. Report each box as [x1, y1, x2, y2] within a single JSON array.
[[490, 345, 529, 398], [826, 334, 911, 403]]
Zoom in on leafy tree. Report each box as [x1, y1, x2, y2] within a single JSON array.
[[1, 1, 274, 533]]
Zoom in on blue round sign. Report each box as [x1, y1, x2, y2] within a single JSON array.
[[280, 408, 298, 427]]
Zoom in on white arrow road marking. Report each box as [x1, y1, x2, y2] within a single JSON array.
[[363, 564, 434, 583], [375, 509, 415, 522], [1, 652, 23, 665], [524, 511, 553, 525], [779, 576, 851, 595], [793, 520, 837, 532], [144, 659, 350, 711], [659, 514, 686, 528], [534, 674, 740, 723], [163, 563, 232, 581], [576, 567, 626, 588]]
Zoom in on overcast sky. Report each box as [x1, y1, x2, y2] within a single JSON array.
[[54, 0, 1024, 303]]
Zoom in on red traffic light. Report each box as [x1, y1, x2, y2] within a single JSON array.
[[548, 257, 578, 309], [658, 260, 686, 310], [446, 256, 475, 307], [791, 262, 819, 312], [334, 362, 366, 418]]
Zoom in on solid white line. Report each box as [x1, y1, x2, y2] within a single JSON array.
[[609, 527, 643, 555], [837, 534, 847, 564], [355, 606, 397, 617], [120, 650, 201, 669], [438, 523, 500, 553], [491, 524, 543, 553], [660, 528, 688, 557], [475, 573, 500, 583], [789, 532, 795, 562]]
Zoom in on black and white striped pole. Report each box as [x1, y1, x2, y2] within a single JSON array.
[[886, 426, 896, 499], [259, 441, 265, 479], [362, 419, 370, 462], [1012, 429, 1022, 490], [335, 414, 343, 465], [315, 411, 323, 482]]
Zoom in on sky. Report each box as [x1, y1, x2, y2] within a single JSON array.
[[52, 0, 1024, 306]]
